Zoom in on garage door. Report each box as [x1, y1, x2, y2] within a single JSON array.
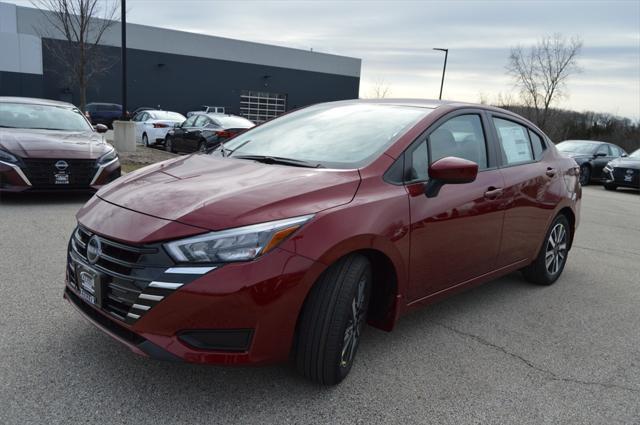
[[239, 90, 287, 124]]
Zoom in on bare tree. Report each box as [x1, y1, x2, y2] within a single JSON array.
[[31, 0, 119, 110], [369, 78, 392, 99], [507, 34, 583, 131]]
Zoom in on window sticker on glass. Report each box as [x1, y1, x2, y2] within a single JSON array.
[[494, 118, 533, 164]]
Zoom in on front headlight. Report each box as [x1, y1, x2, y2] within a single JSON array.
[[0, 149, 19, 164], [97, 148, 117, 165], [164, 214, 314, 263]]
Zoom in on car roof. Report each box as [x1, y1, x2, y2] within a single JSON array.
[[0, 96, 77, 109]]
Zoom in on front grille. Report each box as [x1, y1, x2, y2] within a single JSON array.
[[67, 226, 210, 324], [613, 167, 640, 186], [22, 158, 97, 188]]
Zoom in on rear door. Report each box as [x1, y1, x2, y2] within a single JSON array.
[[489, 114, 557, 267], [407, 110, 505, 301]]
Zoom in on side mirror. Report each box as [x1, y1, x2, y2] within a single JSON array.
[[174, 122, 182, 128], [424, 156, 478, 198], [621, 153, 628, 157], [94, 123, 108, 133], [594, 152, 607, 157]]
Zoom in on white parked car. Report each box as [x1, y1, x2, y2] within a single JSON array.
[[131, 110, 186, 146]]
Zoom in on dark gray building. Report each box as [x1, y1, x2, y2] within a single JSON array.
[[0, 2, 361, 121]]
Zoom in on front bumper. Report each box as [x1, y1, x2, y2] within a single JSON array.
[[0, 158, 121, 192], [65, 227, 318, 365]]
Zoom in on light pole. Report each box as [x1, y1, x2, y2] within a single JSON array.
[[433, 48, 448, 100], [121, 0, 127, 119]]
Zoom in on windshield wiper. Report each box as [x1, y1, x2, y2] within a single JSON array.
[[232, 154, 323, 168]]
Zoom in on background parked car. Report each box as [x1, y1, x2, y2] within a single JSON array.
[[186, 105, 226, 117], [85, 103, 127, 128], [0, 97, 120, 192], [131, 110, 186, 147], [556, 140, 627, 185], [165, 113, 254, 153], [602, 148, 640, 191]]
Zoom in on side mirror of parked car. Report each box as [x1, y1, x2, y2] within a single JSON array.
[[621, 153, 628, 157], [594, 152, 607, 157], [94, 124, 108, 133], [174, 122, 182, 128], [424, 156, 479, 198]]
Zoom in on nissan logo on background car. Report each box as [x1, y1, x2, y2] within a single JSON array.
[[55, 160, 69, 171], [86, 235, 102, 264]]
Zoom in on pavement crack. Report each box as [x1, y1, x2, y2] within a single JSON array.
[[433, 321, 640, 394]]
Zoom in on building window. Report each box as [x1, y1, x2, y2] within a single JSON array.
[[239, 90, 287, 124]]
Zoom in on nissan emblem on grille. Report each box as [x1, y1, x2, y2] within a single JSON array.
[[626, 169, 634, 175], [86, 235, 102, 264], [55, 160, 69, 171]]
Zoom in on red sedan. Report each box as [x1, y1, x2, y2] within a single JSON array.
[[64, 99, 581, 384]]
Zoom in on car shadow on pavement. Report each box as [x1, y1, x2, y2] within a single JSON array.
[[0, 191, 94, 205], [47, 271, 541, 417]]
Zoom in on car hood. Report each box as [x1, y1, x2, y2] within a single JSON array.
[[609, 157, 640, 169], [0, 128, 111, 159], [96, 154, 361, 231]]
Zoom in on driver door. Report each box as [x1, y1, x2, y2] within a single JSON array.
[[173, 115, 198, 151], [407, 112, 506, 301]]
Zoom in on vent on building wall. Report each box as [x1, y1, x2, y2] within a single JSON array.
[[239, 90, 287, 124]]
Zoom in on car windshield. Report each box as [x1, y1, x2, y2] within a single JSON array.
[[0, 102, 92, 132], [556, 141, 598, 154], [630, 149, 640, 159], [222, 103, 430, 168], [152, 111, 185, 121]]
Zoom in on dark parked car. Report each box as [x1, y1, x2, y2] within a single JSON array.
[[602, 148, 640, 191], [556, 140, 627, 186], [0, 97, 120, 192], [64, 99, 580, 385], [164, 113, 254, 153], [85, 102, 125, 128]]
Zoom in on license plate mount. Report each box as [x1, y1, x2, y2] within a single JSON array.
[[55, 172, 70, 185], [75, 264, 103, 307]]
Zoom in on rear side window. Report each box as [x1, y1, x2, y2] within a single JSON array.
[[428, 114, 488, 169], [528, 130, 546, 160], [493, 118, 533, 165]]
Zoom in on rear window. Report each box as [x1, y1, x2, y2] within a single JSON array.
[[151, 111, 185, 121], [215, 116, 254, 129]]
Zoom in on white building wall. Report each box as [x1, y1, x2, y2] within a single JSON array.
[[0, 2, 43, 75]]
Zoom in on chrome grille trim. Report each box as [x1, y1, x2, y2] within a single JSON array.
[[165, 266, 217, 274], [139, 294, 164, 301], [132, 304, 151, 311], [149, 281, 183, 290]]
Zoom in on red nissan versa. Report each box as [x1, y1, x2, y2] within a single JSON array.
[[64, 99, 581, 385]]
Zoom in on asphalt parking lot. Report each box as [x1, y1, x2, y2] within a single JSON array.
[[0, 186, 638, 425]]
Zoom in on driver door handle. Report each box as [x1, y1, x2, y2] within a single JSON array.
[[484, 187, 503, 199]]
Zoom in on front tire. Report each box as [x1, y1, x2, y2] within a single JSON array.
[[142, 133, 149, 147], [604, 183, 617, 191], [522, 214, 571, 286], [579, 164, 591, 186], [165, 136, 175, 153], [295, 254, 371, 385]]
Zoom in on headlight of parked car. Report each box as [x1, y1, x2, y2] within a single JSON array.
[[97, 148, 118, 165], [164, 215, 314, 263], [0, 149, 20, 164]]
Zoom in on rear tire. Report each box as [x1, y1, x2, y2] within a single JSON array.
[[295, 254, 371, 385], [604, 183, 617, 191], [198, 140, 207, 152], [579, 164, 591, 186], [522, 214, 571, 286]]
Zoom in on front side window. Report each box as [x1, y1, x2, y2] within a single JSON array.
[[0, 102, 93, 132], [183, 115, 198, 127], [493, 118, 533, 165], [406, 141, 429, 182], [194, 115, 209, 127], [224, 103, 431, 169], [428, 114, 488, 169], [596, 144, 611, 156]]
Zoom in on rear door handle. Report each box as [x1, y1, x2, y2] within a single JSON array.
[[484, 187, 503, 199], [546, 167, 556, 177]]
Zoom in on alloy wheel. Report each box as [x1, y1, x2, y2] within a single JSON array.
[[545, 223, 567, 275], [339, 275, 367, 368]]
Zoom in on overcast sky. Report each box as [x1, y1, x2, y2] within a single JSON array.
[[14, 0, 640, 119]]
